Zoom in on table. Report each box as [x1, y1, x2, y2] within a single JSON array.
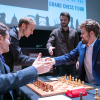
[[17, 76, 100, 100]]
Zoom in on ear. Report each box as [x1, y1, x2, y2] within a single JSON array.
[[90, 31, 94, 36], [68, 19, 70, 23], [0, 35, 3, 44], [21, 23, 26, 29]]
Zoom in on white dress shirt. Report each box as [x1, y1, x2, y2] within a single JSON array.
[[84, 39, 97, 84]]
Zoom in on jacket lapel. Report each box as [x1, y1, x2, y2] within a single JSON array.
[[92, 39, 100, 68], [79, 44, 86, 67]]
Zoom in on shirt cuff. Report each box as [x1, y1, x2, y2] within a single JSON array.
[[33, 66, 37, 73], [52, 58, 56, 65]]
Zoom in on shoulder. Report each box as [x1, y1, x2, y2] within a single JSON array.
[[0, 58, 4, 67], [96, 39, 100, 46], [69, 28, 77, 33], [77, 41, 85, 48], [9, 26, 18, 38], [52, 27, 61, 33]]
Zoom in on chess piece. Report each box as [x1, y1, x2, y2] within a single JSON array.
[[78, 79, 81, 86], [95, 88, 100, 100], [69, 74, 71, 81], [75, 78, 77, 83], [72, 77, 74, 82], [80, 92, 83, 100], [67, 76, 69, 80], [82, 81, 84, 86], [51, 85, 54, 91], [58, 78, 60, 82], [46, 84, 49, 92]]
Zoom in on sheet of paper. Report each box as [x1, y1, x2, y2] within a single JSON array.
[[48, 77, 61, 81], [39, 95, 72, 100]]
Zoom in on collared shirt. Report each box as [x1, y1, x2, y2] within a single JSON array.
[[46, 27, 79, 65], [84, 39, 97, 84]]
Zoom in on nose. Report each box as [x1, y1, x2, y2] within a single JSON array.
[[9, 41, 11, 45], [62, 20, 65, 23], [31, 32, 33, 34], [80, 34, 82, 37], [30, 31, 33, 35]]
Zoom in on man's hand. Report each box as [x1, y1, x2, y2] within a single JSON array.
[[49, 47, 55, 56], [76, 61, 79, 70], [32, 53, 53, 74]]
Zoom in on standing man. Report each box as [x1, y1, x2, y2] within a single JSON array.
[[3, 17, 36, 72], [0, 22, 53, 100], [51, 19, 100, 85], [46, 12, 79, 77]]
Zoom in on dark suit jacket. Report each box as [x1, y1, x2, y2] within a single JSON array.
[[3, 26, 36, 72], [0, 58, 38, 100], [54, 39, 100, 86]]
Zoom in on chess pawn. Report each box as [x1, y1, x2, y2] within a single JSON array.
[[82, 81, 84, 86], [95, 88, 100, 100], [46, 84, 49, 92], [80, 92, 83, 100], [78, 79, 81, 86], [58, 78, 60, 82], [67, 76, 69, 80], [69, 74, 71, 81]]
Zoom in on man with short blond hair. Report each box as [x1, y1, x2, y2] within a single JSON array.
[[3, 17, 36, 72]]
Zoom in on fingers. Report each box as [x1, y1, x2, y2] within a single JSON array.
[[50, 51, 53, 56], [49, 47, 55, 56], [45, 57, 52, 61], [52, 47, 55, 50], [37, 53, 42, 61]]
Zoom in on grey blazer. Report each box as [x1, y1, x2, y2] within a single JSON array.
[[0, 58, 38, 100]]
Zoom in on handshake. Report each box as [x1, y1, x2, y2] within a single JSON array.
[[32, 53, 54, 75]]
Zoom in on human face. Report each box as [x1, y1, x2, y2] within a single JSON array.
[[23, 23, 35, 38], [1, 32, 10, 54], [80, 27, 90, 45], [60, 16, 70, 27]]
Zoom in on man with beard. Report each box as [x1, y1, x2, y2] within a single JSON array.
[[46, 12, 79, 77], [50, 19, 100, 85]]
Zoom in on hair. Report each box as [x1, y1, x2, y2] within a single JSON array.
[[60, 12, 70, 20], [78, 19, 100, 37], [0, 22, 10, 38], [18, 17, 36, 28]]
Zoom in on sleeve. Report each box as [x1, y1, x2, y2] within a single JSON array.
[[74, 30, 79, 48], [54, 43, 80, 66], [9, 35, 36, 66], [0, 61, 38, 94], [46, 30, 56, 50]]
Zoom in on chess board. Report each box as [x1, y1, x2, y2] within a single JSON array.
[[26, 80, 94, 97]]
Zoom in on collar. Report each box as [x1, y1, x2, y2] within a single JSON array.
[[90, 39, 97, 46], [60, 27, 69, 32], [0, 53, 5, 63], [82, 39, 97, 48], [16, 27, 21, 40], [86, 39, 97, 47]]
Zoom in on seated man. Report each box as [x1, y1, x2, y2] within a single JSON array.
[[47, 19, 100, 86], [0, 22, 53, 100]]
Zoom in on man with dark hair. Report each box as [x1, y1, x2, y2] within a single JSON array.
[[50, 19, 100, 85], [3, 17, 36, 72], [0, 22, 53, 100], [46, 12, 79, 77]]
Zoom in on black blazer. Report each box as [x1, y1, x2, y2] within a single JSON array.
[[3, 26, 36, 72]]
